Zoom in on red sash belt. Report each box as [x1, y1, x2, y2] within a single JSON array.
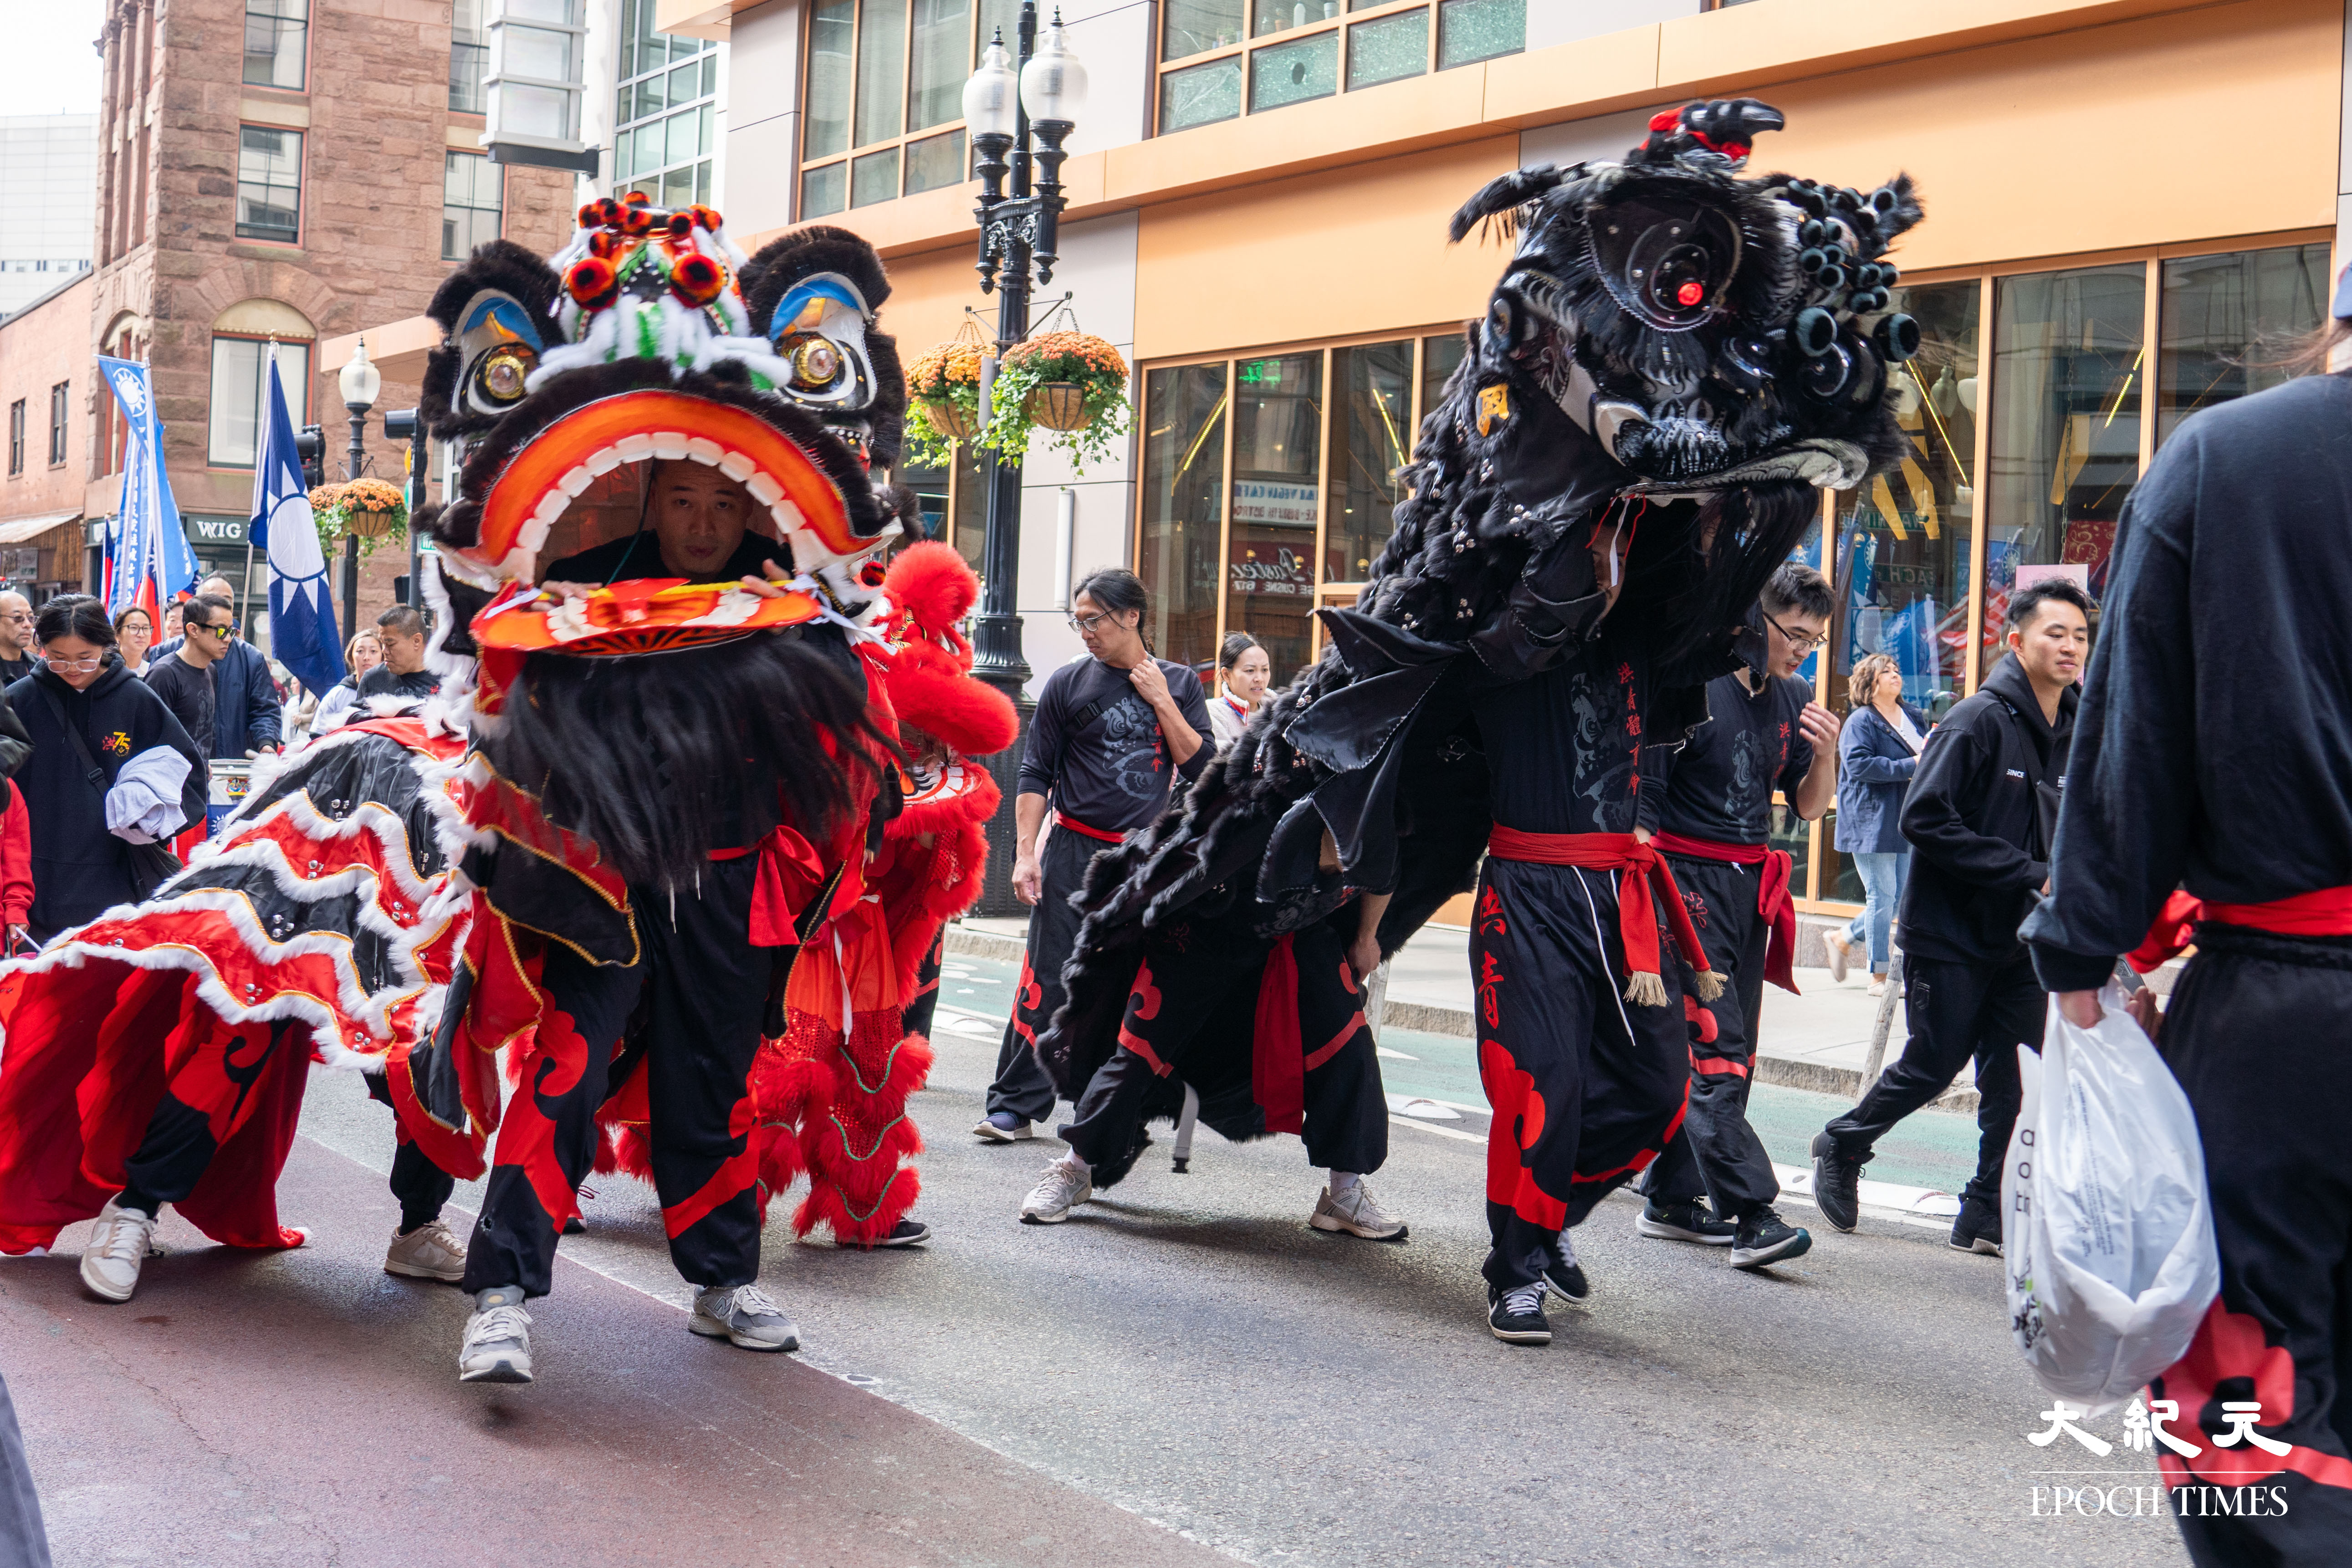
[[2130, 885, 2352, 973], [1053, 812, 1125, 843], [1651, 831, 1799, 995], [1487, 827, 1726, 1007]]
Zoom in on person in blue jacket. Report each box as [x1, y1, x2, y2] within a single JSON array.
[[145, 575, 281, 761], [1822, 653, 1928, 996]]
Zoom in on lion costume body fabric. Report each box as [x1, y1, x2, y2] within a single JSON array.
[[0, 204, 1010, 1261], [1036, 105, 1924, 1285]]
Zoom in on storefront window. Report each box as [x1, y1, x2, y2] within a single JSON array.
[[1985, 263, 2143, 640], [2157, 243, 2330, 447], [1139, 364, 1229, 670], [1420, 328, 1467, 412], [1157, 0, 1514, 135], [1326, 341, 1411, 583], [1164, 0, 1244, 59], [1229, 354, 1323, 681]]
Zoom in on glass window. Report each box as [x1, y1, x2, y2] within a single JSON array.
[[953, 443, 990, 570], [899, 453, 952, 552], [1436, 0, 1521, 68], [908, 0, 970, 132], [442, 152, 501, 260], [1256, 0, 1338, 36], [1420, 328, 1466, 412], [854, 0, 908, 146], [207, 339, 310, 468], [1327, 341, 1411, 584], [802, 161, 847, 217], [6, 402, 21, 477], [450, 0, 488, 112], [1165, 0, 1245, 60], [2158, 243, 2330, 446], [1139, 364, 1229, 671], [1986, 264, 2143, 638], [1347, 9, 1426, 90], [1249, 32, 1338, 112], [1161, 57, 1243, 132], [851, 146, 902, 206], [48, 382, 68, 466], [244, 0, 307, 90], [1229, 352, 1323, 682], [235, 126, 302, 243], [903, 128, 967, 194], [617, 0, 718, 207]]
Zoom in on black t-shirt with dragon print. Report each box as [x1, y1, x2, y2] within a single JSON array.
[[1017, 655, 1213, 835], [1636, 669, 1814, 845]]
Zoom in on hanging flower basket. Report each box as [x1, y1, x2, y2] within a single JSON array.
[[983, 331, 1130, 475], [906, 335, 989, 469], [312, 477, 408, 557]]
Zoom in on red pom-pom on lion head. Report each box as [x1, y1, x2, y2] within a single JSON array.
[[881, 542, 1015, 759]]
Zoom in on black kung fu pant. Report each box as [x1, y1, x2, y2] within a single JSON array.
[[1649, 854, 1782, 1222], [1058, 912, 1388, 1182], [2147, 928, 2352, 1564], [1471, 859, 1689, 1293], [986, 824, 1098, 1124], [461, 854, 772, 1299], [1823, 949, 2042, 1207]]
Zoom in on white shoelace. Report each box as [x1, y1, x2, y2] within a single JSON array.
[[1502, 1285, 1546, 1317], [727, 1284, 786, 1322], [95, 1213, 153, 1264], [467, 1304, 531, 1345]]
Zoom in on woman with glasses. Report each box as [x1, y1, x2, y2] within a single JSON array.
[[1207, 633, 1271, 750], [1822, 653, 1927, 998], [9, 598, 205, 944], [111, 607, 155, 677]]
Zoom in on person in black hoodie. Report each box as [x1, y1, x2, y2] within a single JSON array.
[[2022, 358, 2352, 1563], [1810, 577, 2088, 1254], [9, 597, 206, 944]]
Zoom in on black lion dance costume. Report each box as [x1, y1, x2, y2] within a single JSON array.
[[1035, 102, 1923, 1343]]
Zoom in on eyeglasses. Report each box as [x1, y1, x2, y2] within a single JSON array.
[[1763, 609, 1825, 656], [39, 653, 102, 672], [1067, 610, 1117, 634], [189, 621, 231, 638]]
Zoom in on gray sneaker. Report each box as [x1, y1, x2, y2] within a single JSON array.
[[1309, 1181, 1407, 1241], [1019, 1157, 1093, 1223], [458, 1287, 533, 1384], [691, 1284, 800, 1351]]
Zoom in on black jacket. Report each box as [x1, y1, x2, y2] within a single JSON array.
[[143, 654, 217, 763], [1896, 654, 2075, 965], [10, 664, 207, 937], [2025, 373, 2352, 991]]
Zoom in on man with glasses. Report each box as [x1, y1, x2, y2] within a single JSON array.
[[974, 567, 1212, 1151], [150, 576, 281, 761], [0, 594, 35, 687], [1635, 562, 1840, 1271], [143, 594, 230, 768]]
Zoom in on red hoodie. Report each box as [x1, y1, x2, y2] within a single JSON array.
[[0, 781, 31, 931]]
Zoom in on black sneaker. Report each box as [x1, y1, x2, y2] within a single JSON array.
[[1810, 1130, 1865, 1233], [1636, 1200, 1737, 1245], [1539, 1237, 1590, 1304], [1949, 1196, 2003, 1255], [1729, 1207, 1813, 1270], [872, 1219, 931, 1248], [1487, 1283, 1551, 1345]]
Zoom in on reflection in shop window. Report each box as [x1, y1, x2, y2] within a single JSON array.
[[1250, 31, 1338, 112], [1328, 341, 1412, 583], [1139, 365, 1228, 671], [1229, 354, 1323, 683], [1161, 57, 1244, 131], [899, 453, 951, 555], [1420, 328, 1467, 415], [2157, 243, 2329, 447], [1830, 279, 1977, 726], [1986, 264, 2143, 654], [1165, 0, 1245, 59]]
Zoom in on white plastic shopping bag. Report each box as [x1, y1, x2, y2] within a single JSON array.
[[2002, 981, 2219, 1413]]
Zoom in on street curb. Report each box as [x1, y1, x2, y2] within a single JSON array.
[[945, 925, 1979, 1115]]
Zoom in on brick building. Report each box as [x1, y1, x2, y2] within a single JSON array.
[[75, 0, 576, 646], [0, 273, 100, 597]]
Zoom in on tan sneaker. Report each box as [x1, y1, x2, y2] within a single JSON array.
[[384, 1218, 467, 1282], [1822, 927, 1853, 983], [1310, 1180, 1408, 1240], [80, 1198, 159, 1303]]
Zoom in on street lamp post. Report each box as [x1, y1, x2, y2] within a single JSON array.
[[337, 338, 381, 642], [961, 2, 1085, 701]]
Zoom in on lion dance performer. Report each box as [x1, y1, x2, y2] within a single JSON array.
[[1036, 101, 1925, 1345]]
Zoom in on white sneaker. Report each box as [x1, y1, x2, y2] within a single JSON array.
[[1868, 975, 1887, 999], [1822, 928, 1852, 983], [690, 1284, 799, 1351], [80, 1198, 159, 1303], [1310, 1180, 1408, 1241], [458, 1287, 533, 1384], [1019, 1157, 1092, 1223], [384, 1218, 467, 1282]]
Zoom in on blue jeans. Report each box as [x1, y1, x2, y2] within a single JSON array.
[[1842, 850, 1909, 974]]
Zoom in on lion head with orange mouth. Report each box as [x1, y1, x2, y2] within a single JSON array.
[[411, 199, 911, 894]]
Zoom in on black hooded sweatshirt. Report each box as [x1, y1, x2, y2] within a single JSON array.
[[1895, 651, 2075, 965], [2025, 373, 2352, 991]]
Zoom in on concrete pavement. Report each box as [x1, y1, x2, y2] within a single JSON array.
[[4, 975, 2191, 1568]]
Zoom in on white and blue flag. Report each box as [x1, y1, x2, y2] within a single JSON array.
[[248, 354, 345, 698], [97, 355, 196, 615]]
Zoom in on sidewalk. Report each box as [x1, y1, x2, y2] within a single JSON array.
[[950, 913, 1968, 1113]]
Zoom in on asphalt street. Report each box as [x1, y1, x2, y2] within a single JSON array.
[[3, 952, 2193, 1568]]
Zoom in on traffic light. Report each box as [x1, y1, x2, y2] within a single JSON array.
[[383, 409, 419, 440], [294, 425, 325, 489]]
